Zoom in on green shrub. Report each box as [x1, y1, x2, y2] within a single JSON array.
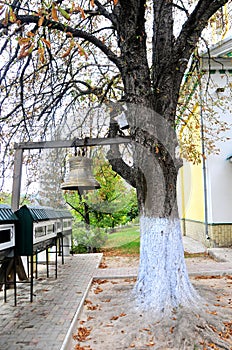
[[72, 223, 108, 253]]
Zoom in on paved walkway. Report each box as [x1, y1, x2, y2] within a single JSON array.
[[0, 254, 102, 350], [0, 238, 231, 350]]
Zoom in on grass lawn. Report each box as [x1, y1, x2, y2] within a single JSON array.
[[101, 225, 207, 258], [102, 225, 140, 255]]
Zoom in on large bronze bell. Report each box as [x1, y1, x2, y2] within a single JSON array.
[[61, 156, 100, 191]]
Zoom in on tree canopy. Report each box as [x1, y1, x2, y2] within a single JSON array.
[[0, 0, 230, 142]]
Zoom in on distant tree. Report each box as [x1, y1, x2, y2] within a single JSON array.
[[65, 158, 138, 229]]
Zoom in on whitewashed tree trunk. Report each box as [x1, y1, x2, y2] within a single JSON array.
[[135, 216, 199, 315]]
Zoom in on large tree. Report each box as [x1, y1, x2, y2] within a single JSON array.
[[0, 0, 231, 321]]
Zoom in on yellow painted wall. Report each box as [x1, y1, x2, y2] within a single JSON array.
[[179, 162, 204, 222], [178, 104, 205, 222]]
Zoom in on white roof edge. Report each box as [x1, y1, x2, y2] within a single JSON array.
[[201, 36, 232, 57]]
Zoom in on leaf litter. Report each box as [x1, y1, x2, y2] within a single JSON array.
[[72, 261, 232, 349]]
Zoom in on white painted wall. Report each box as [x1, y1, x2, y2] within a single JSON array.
[[203, 73, 232, 223]]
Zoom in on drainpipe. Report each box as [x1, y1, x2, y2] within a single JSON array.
[[199, 79, 210, 241]]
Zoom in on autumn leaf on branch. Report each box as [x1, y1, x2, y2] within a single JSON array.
[[38, 46, 45, 63], [17, 37, 34, 59], [51, 3, 59, 21], [61, 39, 75, 58], [18, 37, 31, 46], [41, 38, 51, 49], [9, 8, 17, 23], [18, 44, 34, 59], [77, 6, 86, 19], [58, 6, 70, 20], [77, 43, 88, 60], [38, 16, 44, 27]]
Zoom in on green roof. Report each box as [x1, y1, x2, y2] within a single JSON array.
[[16, 205, 73, 222], [0, 204, 18, 222]]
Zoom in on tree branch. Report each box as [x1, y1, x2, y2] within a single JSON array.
[[94, 0, 117, 28], [0, 15, 123, 69], [174, 0, 229, 62]]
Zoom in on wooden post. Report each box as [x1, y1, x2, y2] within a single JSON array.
[[11, 148, 23, 212]]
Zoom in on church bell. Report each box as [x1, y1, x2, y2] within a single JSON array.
[[61, 156, 100, 191]]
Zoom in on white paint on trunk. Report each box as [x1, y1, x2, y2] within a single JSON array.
[[135, 216, 200, 314]]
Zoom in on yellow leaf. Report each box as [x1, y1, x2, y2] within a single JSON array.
[[9, 8, 17, 23], [27, 31, 35, 37], [90, 0, 95, 7], [51, 4, 59, 21], [113, 0, 118, 4], [18, 37, 31, 46], [38, 16, 44, 26]]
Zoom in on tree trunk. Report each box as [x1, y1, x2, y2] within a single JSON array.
[[135, 216, 199, 314], [113, 0, 201, 316], [129, 124, 199, 315]]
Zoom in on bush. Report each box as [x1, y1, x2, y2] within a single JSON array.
[[72, 223, 108, 253]]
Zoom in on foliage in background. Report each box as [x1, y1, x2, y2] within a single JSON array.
[[64, 156, 138, 253], [64, 157, 138, 229], [72, 223, 108, 253], [177, 56, 230, 164]]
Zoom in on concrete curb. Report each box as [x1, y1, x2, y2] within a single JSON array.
[[60, 277, 93, 350]]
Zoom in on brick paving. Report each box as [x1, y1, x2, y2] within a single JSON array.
[[0, 254, 102, 350], [0, 241, 231, 350]]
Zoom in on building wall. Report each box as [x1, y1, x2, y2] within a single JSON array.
[[181, 219, 232, 247], [178, 51, 232, 247]]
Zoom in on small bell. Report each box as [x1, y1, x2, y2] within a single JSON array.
[[61, 156, 100, 191]]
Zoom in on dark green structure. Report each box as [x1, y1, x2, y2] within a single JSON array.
[[15, 205, 58, 256]]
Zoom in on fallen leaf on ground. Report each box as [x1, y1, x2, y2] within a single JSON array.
[[73, 327, 92, 342], [94, 286, 103, 294], [87, 304, 100, 311], [93, 279, 108, 285], [75, 344, 92, 350], [206, 310, 217, 315], [194, 275, 223, 280], [99, 262, 108, 269], [145, 341, 155, 347], [110, 312, 126, 321], [87, 316, 94, 321]]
